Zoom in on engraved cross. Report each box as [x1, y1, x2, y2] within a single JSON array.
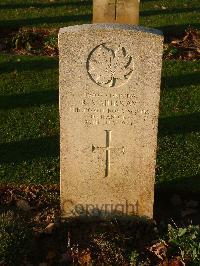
[[108, 0, 125, 20], [92, 130, 125, 177]]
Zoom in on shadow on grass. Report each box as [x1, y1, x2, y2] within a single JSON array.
[[162, 72, 200, 89], [156, 174, 200, 194], [0, 90, 58, 109], [0, 135, 59, 164], [0, 0, 92, 9], [157, 23, 200, 35], [0, 14, 92, 29], [154, 175, 200, 224], [141, 7, 200, 17], [158, 112, 200, 136], [0, 57, 58, 73], [0, 113, 198, 162]]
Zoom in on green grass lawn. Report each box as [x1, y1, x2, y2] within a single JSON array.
[[0, 1, 199, 189], [0, 0, 92, 29], [158, 61, 200, 191], [141, 0, 200, 34], [0, 0, 199, 34], [0, 55, 59, 184], [0, 54, 199, 191]]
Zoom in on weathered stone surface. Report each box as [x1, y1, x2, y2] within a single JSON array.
[[93, 0, 140, 25], [59, 24, 163, 219]]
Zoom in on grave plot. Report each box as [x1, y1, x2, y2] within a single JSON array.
[[0, 0, 199, 265]]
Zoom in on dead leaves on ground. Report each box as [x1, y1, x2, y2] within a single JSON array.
[[148, 241, 185, 266], [164, 28, 200, 60], [1, 27, 200, 60], [0, 184, 60, 233], [16, 199, 31, 211], [0, 185, 198, 265], [149, 240, 168, 261], [0, 184, 59, 209], [0, 28, 58, 57], [44, 222, 55, 234]]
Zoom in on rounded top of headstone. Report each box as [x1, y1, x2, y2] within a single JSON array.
[[59, 23, 163, 38]]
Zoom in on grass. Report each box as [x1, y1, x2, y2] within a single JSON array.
[[0, 210, 32, 265], [158, 61, 200, 191], [0, 0, 199, 34], [0, 0, 92, 29], [141, 0, 200, 34], [0, 55, 59, 184], [0, 55, 199, 191]]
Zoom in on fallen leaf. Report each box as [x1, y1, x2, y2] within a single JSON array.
[[60, 251, 73, 263], [44, 222, 55, 234], [16, 199, 31, 211], [185, 200, 199, 208], [46, 214, 53, 223], [46, 250, 56, 260], [78, 249, 92, 265], [181, 208, 197, 217], [149, 241, 168, 260], [169, 256, 185, 266], [170, 194, 182, 206], [171, 39, 181, 45], [159, 259, 169, 266]]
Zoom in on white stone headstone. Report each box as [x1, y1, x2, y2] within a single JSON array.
[[93, 0, 140, 25], [59, 24, 163, 219]]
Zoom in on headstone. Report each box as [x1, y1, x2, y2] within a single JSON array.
[[59, 24, 163, 219], [93, 0, 140, 25]]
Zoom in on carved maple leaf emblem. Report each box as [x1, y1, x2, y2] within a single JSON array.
[[88, 44, 133, 87]]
